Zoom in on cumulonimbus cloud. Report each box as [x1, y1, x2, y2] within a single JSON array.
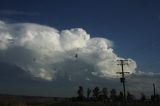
[[0, 20, 137, 80]]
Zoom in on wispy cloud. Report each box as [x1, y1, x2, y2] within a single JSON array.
[[0, 10, 40, 16]]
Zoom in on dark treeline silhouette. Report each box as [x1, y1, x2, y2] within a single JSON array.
[[74, 85, 160, 103], [0, 89, 160, 106]]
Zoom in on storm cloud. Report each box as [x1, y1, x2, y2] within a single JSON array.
[[0, 20, 137, 81]]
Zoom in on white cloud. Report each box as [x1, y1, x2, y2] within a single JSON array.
[[0, 20, 137, 81]]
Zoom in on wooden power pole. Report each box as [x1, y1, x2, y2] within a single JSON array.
[[117, 60, 130, 104], [153, 83, 156, 100]]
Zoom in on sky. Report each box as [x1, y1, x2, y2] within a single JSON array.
[[0, 0, 160, 98]]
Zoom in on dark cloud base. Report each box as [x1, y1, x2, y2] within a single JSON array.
[[0, 61, 160, 98]]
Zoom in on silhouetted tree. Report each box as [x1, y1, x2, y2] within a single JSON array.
[[110, 89, 117, 102], [87, 88, 91, 100], [140, 93, 146, 101], [77, 86, 84, 101], [155, 94, 160, 102], [93, 86, 100, 101], [151, 94, 160, 102], [102, 87, 108, 102], [127, 91, 135, 102], [118, 91, 123, 102], [151, 95, 155, 102]]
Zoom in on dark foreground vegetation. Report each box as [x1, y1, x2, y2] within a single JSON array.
[[0, 86, 160, 106], [0, 95, 160, 106]]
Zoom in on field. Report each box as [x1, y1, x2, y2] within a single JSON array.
[[2, 102, 160, 106], [0, 94, 160, 106]]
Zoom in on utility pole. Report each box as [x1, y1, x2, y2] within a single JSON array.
[[153, 83, 156, 101], [116, 59, 130, 104]]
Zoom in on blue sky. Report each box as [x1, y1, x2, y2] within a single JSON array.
[[0, 0, 160, 97]]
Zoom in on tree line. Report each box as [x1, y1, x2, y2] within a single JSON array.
[[74, 86, 160, 103]]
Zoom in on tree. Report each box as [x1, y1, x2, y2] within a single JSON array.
[[118, 91, 123, 102], [151, 94, 160, 102], [110, 89, 117, 101], [87, 88, 91, 100], [140, 93, 146, 101], [77, 86, 84, 101], [93, 86, 100, 100], [102, 87, 108, 101], [127, 91, 135, 102]]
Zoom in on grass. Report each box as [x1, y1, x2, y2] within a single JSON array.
[[1, 102, 160, 106], [26, 102, 160, 106]]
